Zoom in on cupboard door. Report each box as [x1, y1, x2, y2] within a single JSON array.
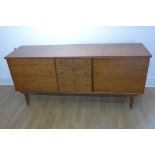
[[93, 57, 149, 93], [7, 58, 58, 92]]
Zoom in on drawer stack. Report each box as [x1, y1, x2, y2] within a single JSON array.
[[7, 58, 58, 92], [56, 58, 92, 92]]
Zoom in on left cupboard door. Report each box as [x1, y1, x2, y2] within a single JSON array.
[[6, 58, 58, 93]]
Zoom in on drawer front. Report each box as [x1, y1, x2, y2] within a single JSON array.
[[7, 58, 53, 66], [57, 68, 73, 78], [58, 79, 74, 92], [75, 79, 92, 92], [56, 58, 91, 68], [94, 66, 146, 78], [9, 66, 56, 77], [57, 68, 91, 79], [58, 79, 91, 87], [13, 77, 58, 92], [94, 79, 145, 93], [93, 57, 150, 93], [25, 77, 58, 92], [56, 58, 73, 68], [94, 57, 148, 68], [73, 58, 91, 68], [75, 69, 91, 78], [75, 79, 92, 86], [58, 79, 91, 92]]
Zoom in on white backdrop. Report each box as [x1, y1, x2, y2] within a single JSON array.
[[0, 26, 154, 86]]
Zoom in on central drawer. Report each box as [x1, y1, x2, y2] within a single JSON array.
[[56, 58, 91, 68], [57, 68, 91, 79], [58, 79, 92, 92], [56, 58, 92, 92]]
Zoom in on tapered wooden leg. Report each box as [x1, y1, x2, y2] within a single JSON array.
[[24, 93, 29, 105], [130, 96, 134, 109]]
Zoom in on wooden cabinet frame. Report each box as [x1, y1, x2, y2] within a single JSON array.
[[5, 44, 152, 109]]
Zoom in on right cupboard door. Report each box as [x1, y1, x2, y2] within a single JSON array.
[[93, 57, 150, 93]]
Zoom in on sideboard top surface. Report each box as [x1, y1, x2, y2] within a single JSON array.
[[5, 43, 152, 58]]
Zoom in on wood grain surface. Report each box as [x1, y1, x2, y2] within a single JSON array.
[[5, 44, 151, 108], [93, 57, 150, 93], [56, 58, 92, 92], [5, 43, 152, 58]]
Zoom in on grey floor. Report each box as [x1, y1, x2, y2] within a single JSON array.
[[0, 86, 155, 128]]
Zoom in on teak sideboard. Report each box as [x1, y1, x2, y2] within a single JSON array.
[[5, 43, 152, 109]]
